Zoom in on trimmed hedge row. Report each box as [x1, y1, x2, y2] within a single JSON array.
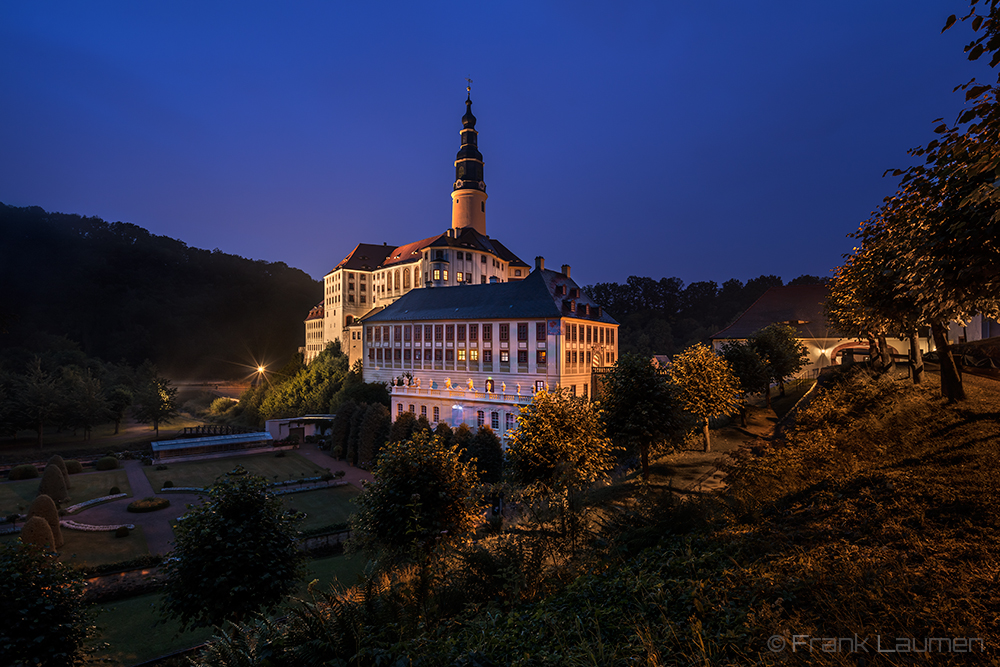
[[7, 464, 39, 480]]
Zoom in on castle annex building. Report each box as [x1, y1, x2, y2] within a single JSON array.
[[303, 94, 529, 363]]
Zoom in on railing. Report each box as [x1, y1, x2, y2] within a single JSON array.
[[391, 385, 534, 404]]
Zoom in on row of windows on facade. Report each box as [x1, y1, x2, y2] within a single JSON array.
[[370, 347, 614, 368], [396, 403, 513, 431], [368, 323, 615, 345]]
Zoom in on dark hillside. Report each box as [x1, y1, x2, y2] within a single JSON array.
[[0, 203, 320, 378]]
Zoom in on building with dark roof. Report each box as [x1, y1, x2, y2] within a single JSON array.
[[709, 285, 931, 375], [361, 258, 618, 438], [306, 91, 529, 362]]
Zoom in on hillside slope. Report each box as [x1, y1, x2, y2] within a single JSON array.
[[0, 203, 320, 378]]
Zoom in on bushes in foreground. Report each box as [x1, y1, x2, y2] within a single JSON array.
[[7, 464, 38, 480]]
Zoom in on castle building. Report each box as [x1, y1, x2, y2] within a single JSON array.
[[361, 258, 618, 438], [305, 93, 529, 363]]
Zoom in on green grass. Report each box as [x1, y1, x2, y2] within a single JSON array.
[[89, 593, 214, 666], [143, 452, 327, 491], [282, 485, 359, 530], [88, 554, 367, 665], [0, 469, 132, 515], [1, 525, 149, 567]]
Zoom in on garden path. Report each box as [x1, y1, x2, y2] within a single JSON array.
[[295, 443, 373, 490]]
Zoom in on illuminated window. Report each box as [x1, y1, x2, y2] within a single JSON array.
[[536, 350, 546, 365], [457, 271, 464, 282], [500, 350, 510, 363], [443, 269, 449, 281], [470, 349, 479, 361], [566, 350, 571, 363], [535, 380, 545, 392], [433, 269, 441, 280], [457, 349, 466, 361]]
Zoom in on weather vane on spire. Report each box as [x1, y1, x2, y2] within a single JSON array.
[[465, 76, 473, 99]]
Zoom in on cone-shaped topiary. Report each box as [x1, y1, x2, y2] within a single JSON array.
[[65, 460, 83, 474], [47, 455, 71, 489], [38, 464, 69, 503], [27, 495, 63, 548], [20, 516, 56, 551]]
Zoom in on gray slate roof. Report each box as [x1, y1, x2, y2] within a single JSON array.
[[711, 285, 832, 340], [364, 268, 618, 324]]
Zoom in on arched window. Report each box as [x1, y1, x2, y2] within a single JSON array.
[[403, 268, 410, 289], [414, 267, 420, 286], [394, 270, 400, 290]]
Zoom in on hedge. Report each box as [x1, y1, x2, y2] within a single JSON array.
[[95, 457, 118, 471], [8, 465, 39, 481]]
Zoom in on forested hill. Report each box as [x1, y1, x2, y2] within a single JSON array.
[[0, 203, 321, 379]]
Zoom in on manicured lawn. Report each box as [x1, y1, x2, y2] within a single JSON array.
[[89, 593, 214, 666], [144, 452, 329, 491], [0, 525, 149, 567], [282, 485, 359, 530], [0, 469, 132, 515], [88, 553, 368, 665]]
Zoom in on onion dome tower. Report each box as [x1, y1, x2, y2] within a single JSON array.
[[451, 85, 487, 235]]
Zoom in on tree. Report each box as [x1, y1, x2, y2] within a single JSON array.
[[466, 426, 504, 484], [670, 343, 740, 452], [357, 403, 391, 469], [507, 389, 617, 493], [62, 367, 109, 440], [17, 358, 65, 448], [133, 366, 179, 437], [0, 542, 89, 666], [720, 341, 770, 426], [389, 410, 417, 443], [328, 399, 358, 458], [750, 323, 809, 404], [106, 385, 133, 435], [351, 432, 479, 561], [600, 353, 686, 480], [160, 467, 305, 630]]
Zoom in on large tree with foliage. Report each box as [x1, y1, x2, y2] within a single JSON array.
[[720, 340, 770, 426], [160, 467, 305, 629], [670, 344, 741, 452], [0, 542, 90, 666], [17, 358, 66, 448], [132, 365, 179, 437], [507, 389, 617, 493], [600, 353, 685, 480], [351, 432, 479, 562], [750, 323, 809, 405]]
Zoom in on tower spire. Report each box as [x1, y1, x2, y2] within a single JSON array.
[[451, 84, 487, 235]]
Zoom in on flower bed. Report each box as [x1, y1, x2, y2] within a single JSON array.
[[61, 519, 136, 532], [63, 493, 128, 514], [127, 497, 171, 513]]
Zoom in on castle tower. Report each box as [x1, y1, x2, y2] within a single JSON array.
[[451, 90, 487, 235]]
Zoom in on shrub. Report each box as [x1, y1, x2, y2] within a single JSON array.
[[110, 486, 122, 495], [115, 526, 130, 538], [8, 464, 39, 481], [38, 464, 69, 503], [163, 480, 174, 488], [47, 455, 71, 488], [96, 456, 118, 470], [20, 516, 55, 550], [127, 497, 170, 513], [65, 460, 83, 474], [27, 495, 63, 548]]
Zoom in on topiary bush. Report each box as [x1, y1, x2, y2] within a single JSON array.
[[38, 465, 69, 503], [127, 497, 170, 513], [162, 480, 174, 488], [26, 495, 63, 548], [109, 486, 121, 495], [64, 460, 83, 474], [20, 516, 55, 550], [96, 457, 118, 471], [8, 464, 39, 481], [47, 455, 71, 489], [115, 526, 130, 538]]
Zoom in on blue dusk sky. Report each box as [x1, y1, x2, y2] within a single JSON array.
[[0, 2, 991, 287]]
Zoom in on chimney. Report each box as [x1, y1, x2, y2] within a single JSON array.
[[561, 264, 571, 278], [535, 256, 545, 271]]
